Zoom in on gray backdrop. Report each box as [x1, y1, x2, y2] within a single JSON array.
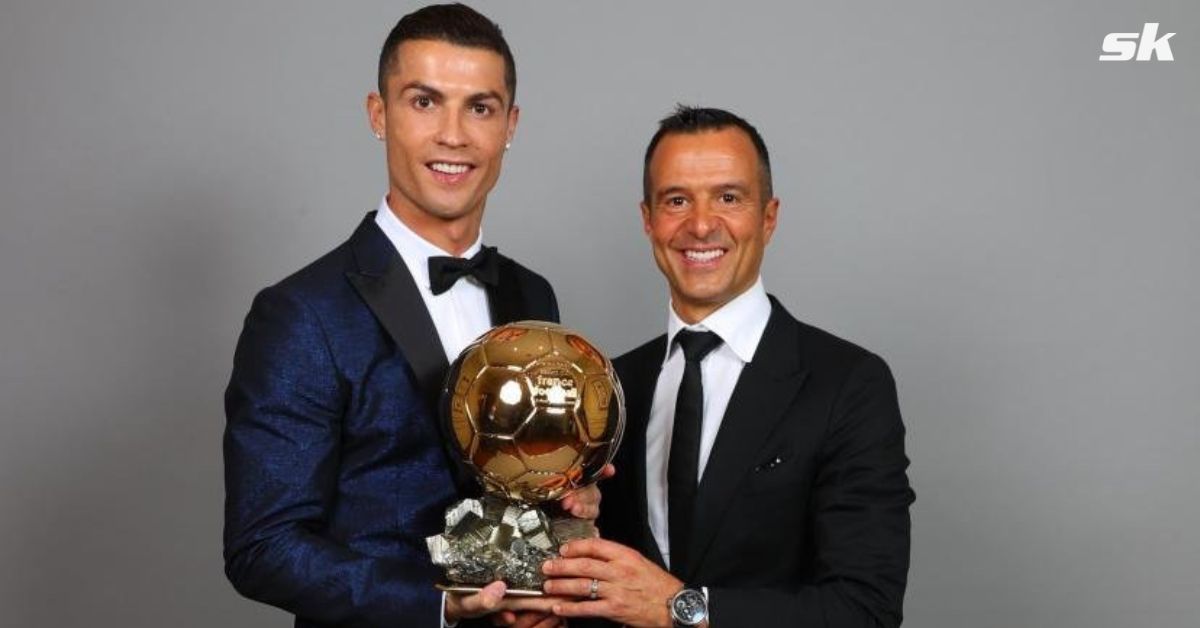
[[2, 1, 1197, 626]]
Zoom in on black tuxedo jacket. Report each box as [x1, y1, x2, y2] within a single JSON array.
[[224, 213, 558, 627], [599, 297, 914, 627]]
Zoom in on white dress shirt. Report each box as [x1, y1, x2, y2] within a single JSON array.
[[645, 276, 772, 571], [374, 198, 493, 627], [374, 198, 493, 362]]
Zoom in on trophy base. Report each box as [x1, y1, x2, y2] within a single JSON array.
[[428, 496, 598, 594], [436, 583, 544, 597]]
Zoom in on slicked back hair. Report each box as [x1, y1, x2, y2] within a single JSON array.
[[377, 3, 516, 106], [642, 105, 773, 205]]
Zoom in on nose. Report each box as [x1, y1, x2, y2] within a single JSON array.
[[685, 203, 719, 240], [435, 108, 468, 148]]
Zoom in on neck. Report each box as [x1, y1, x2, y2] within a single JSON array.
[[671, 300, 719, 325], [671, 280, 758, 325], [386, 195, 482, 256]]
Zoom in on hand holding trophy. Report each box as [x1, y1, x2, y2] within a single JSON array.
[[428, 321, 625, 595]]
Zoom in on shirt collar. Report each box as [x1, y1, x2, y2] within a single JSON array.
[[664, 276, 771, 365], [374, 196, 483, 291]]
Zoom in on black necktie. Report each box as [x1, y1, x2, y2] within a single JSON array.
[[427, 246, 500, 295], [667, 329, 723, 577]]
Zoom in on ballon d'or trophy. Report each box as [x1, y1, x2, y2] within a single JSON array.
[[428, 321, 625, 595]]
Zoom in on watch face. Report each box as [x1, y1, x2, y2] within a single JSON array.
[[671, 589, 707, 625]]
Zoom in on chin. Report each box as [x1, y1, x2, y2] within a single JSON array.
[[677, 279, 729, 300], [423, 200, 480, 221], [677, 289, 725, 307]]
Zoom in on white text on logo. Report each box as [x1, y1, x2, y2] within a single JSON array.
[[1100, 23, 1175, 61]]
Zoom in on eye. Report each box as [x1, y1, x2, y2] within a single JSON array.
[[664, 196, 688, 210], [470, 103, 494, 116], [720, 192, 739, 204], [412, 95, 433, 109]]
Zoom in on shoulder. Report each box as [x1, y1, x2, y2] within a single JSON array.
[[796, 318, 874, 365], [495, 252, 559, 322], [242, 230, 365, 330], [613, 335, 667, 379], [496, 253, 554, 296], [269, 240, 355, 298], [254, 213, 383, 302], [771, 298, 894, 385]]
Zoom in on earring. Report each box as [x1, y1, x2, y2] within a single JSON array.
[[504, 142, 511, 151], [374, 130, 384, 140]]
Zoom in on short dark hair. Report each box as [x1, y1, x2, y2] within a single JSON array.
[[642, 105, 773, 205], [377, 3, 516, 105]]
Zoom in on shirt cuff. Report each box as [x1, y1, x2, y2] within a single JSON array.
[[440, 591, 458, 628]]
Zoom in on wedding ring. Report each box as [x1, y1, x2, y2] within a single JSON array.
[[588, 578, 599, 600]]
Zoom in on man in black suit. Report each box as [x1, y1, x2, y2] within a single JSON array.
[[533, 107, 915, 627], [223, 5, 593, 627]]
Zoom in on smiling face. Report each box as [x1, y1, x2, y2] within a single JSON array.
[[641, 127, 779, 323], [367, 39, 518, 253]]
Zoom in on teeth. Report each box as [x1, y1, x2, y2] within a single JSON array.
[[685, 249, 724, 262], [430, 162, 470, 174]]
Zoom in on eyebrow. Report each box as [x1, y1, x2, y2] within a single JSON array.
[[715, 182, 752, 196], [398, 81, 444, 99], [398, 82, 506, 106], [655, 185, 690, 200], [467, 90, 506, 105], [655, 182, 752, 200]]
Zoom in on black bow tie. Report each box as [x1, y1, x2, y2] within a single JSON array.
[[428, 246, 500, 295]]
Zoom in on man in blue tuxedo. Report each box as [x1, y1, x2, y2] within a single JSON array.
[[224, 5, 592, 627]]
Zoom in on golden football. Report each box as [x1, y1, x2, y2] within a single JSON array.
[[441, 321, 625, 503]]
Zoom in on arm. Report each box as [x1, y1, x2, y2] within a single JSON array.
[[540, 274, 560, 324], [542, 355, 913, 627], [223, 286, 442, 624], [707, 354, 914, 627]]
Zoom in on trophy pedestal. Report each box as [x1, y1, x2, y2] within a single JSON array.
[[427, 496, 598, 592], [435, 584, 544, 597]]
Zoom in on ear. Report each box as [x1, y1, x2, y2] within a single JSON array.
[[505, 104, 520, 146], [366, 91, 385, 138], [762, 197, 780, 244], [640, 201, 652, 236]]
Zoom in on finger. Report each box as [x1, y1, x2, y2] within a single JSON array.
[[552, 600, 610, 618], [542, 556, 615, 580], [564, 500, 598, 520], [459, 581, 508, 615], [559, 485, 596, 509], [529, 614, 564, 628], [561, 481, 601, 505], [573, 484, 600, 505], [599, 463, 616, 480], [510, 611, 557, 628], [479, 581, 508, 611], [508, 616, 553, 628], [558, 537, 634, 562], [498, 596, 560, 613], [542, 577, 608, 599]]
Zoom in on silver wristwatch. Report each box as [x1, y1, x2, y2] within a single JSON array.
[[669, 587, 708, 627]]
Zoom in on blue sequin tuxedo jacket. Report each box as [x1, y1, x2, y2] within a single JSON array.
[[223, 213, 559, 627]]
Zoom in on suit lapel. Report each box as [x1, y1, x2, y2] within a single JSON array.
[[621, 340, 668, 569], [684, 299, 809, 582], [485, 257, 527, 325], [344, 213, 449, 407]]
